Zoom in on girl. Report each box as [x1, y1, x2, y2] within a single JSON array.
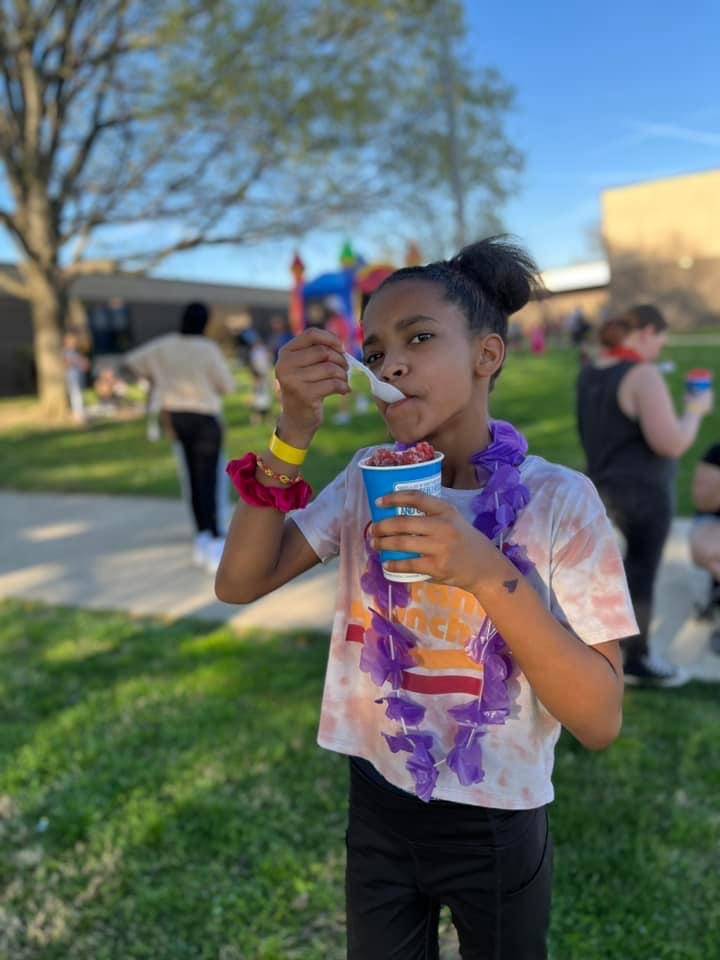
[[216, 238, 637, 959], [577, 306, 712, 686]]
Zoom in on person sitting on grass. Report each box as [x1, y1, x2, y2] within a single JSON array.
[[690, 443, 720, 653], [215, 236, 637, 959]]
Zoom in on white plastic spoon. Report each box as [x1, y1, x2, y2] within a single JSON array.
[[344, 352, 405, 404]]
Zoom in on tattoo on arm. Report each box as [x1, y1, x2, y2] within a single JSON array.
[[502, 579, 519, 594]]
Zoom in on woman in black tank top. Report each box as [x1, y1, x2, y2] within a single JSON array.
[[577, 305, 711, 687]]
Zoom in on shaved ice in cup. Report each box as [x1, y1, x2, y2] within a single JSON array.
[[360, 441, 444, 583]]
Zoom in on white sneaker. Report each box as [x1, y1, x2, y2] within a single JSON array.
[[193, 532, 212, 567], [624, 653, 689, 688], [202, 536, 226, 575]]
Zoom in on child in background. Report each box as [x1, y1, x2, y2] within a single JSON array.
[[248, 332, 273, 426], [216, 238, 636, 958], [63, 329, 90, 424]]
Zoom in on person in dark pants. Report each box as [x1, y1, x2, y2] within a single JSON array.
[[346, 760, 553, 959], [577, 305, 712, 686], [217, 238, 637, 957], [124, 302, 236, 573]]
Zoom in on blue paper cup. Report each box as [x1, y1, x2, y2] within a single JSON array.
[[360, 451, 444, 582]]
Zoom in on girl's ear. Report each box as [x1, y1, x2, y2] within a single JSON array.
[[474, 333, 505, 379]]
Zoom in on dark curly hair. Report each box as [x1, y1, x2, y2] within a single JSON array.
[[369, 235, 540, 386]]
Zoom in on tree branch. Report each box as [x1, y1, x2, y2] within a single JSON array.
[[0, 267, 31, 300], [0, 205, 42, 262], [62, 257, 116, 280], [57, 88, 117, 202], [42, 2, 85, 167]]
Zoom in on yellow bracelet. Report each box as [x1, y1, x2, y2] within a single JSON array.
[[269, 430, 308, 466]]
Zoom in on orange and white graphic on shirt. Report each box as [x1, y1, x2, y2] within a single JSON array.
[[345, 579, 487, 698]]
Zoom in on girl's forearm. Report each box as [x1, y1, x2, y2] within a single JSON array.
[[470, 555, 623, 750], [215, 425, 311, 603]]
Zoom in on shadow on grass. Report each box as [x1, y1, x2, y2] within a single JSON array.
[[1, 601, 347, 959], [550, 684, 720, 957], [3, 603, 720, 958]]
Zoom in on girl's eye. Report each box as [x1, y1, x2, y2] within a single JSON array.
[[364, 334, 432, 364]]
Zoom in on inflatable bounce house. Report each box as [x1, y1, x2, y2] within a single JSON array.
[[290, 241, 422, 356]]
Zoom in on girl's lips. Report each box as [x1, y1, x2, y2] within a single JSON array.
[[386, 396, 417, 414]]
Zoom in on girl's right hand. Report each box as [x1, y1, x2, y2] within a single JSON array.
[[274, 328, 350, 440]]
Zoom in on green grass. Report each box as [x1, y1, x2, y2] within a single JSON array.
[[1, 600, 718, 959], [2, 345, 720, 513], [0, 370, 387, 502]]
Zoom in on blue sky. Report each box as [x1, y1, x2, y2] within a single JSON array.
[[156, 0, 719, 287], [476, 0, 720, 268], [2, 1, 718, 289]]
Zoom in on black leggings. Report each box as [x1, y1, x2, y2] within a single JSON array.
[[596, 478, 673, 662], [169, 411, 222, 537], [346, 760, 553, 960]]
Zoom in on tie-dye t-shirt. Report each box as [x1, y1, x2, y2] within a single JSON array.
[[289, 447, 637, 809]]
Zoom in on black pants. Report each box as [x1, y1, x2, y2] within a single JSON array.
[[346, 761, 553, 960], [596, 478, 673, 662], [168, 411, 222, 537]]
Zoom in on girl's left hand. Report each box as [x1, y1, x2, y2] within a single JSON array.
[[370, 491, 500, 592]]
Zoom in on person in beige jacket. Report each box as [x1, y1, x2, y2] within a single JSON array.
[[124, 302, 235, 572]]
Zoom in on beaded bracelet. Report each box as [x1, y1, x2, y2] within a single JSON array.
[[227, 453, 312, 512], [256, 455, 303, 486]]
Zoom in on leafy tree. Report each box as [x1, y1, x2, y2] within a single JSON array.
[[0, 0, 520, 415]]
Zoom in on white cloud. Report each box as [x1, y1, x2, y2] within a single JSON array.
[[634, 123, 720, 147]]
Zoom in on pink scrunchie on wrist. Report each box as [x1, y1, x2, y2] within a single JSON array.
[[226, 453, 313, 512]]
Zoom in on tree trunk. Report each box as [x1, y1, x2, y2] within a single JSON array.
[[438, 4, 466, 251], [30, 284, 70, 419]]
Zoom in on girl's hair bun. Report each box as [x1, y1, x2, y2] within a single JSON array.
[[448, 236, 539, 316]]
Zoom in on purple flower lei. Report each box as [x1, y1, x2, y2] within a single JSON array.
[[359, 419, 535, 801]]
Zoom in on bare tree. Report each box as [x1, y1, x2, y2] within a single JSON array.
[[0, 1, 166, 414], [0, 0, 521, 415]]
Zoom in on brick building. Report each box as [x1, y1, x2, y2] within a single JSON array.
[[602, 168, 720, 329], [517, 167, 720, 333]]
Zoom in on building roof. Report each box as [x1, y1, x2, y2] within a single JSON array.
[[0, 263, 289, 308], [73, 272, 289, 308], [601, 165, 720, 196], [539, 260, 609, 293]]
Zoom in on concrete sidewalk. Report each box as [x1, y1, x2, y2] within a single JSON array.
[[0, 490, 338, 632], [1, 490, 719, 680]]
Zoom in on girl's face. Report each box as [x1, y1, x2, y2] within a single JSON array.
[[361, 279, 502, 445]]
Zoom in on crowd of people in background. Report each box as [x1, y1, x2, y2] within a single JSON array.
[[58, 292, 720, 678]]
